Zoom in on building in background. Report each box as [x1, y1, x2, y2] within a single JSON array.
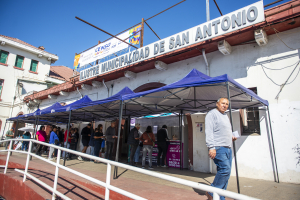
[[0, 35, 65, 136], [19, 1, 300, 183]]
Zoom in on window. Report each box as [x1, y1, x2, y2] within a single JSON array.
[[15, 55, 24, 68], [30, 60, 38, 72], [0, 50, 9, 64], [0, 80, 3, 99], [240, 87, 260, 136]]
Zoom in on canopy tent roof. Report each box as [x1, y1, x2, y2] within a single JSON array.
[[69, 87, 165, 120], [7, 69, 268, 124], [122, 69, 268, 114], [34, 95, 93, 123]]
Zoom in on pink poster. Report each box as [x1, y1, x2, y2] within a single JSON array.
[[166, 141, 182, 168]]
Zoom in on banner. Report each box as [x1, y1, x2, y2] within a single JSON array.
[[79, 1, 265, 81], [74, 25, 141, 70]]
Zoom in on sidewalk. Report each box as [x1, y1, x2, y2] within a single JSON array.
[[0, 149, 299, 200]]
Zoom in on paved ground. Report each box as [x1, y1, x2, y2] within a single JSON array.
[[0, 148, 299, 200]]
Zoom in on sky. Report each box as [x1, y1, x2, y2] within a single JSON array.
[[1, 0, 290, 69]]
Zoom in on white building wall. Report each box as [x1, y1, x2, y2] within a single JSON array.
[[36, 27, 300, 183], [0, 43, 53, 137]]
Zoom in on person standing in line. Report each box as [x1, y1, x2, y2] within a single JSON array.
[[68, 129, 77, 160], [78, 123, 92, 161], [73, 128, 79, 151], [48, 126, 60, 161], [62, 126, 73, 159], [5, 127, 14, 150], [157, 125, 169, 167], [57, 127, 64, 147], [88, 128, 95, 162], [127, 123, 141, 166], [36, 126, 47, 156], [105, 121, 117, 160], [94, 125, 104, 163], [140, 126, 156, 170], [134, 129, 143, 164], [22, 131, 31, 151], [205, 97, 237, 200]]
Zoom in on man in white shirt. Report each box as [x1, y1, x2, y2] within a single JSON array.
[[205, 97, 236, 200]]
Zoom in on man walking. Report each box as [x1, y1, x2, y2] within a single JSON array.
[[127, 123, 140, 166], [78, 123, 92, 161], [105, 121, 117, 160], [157, 125, 169, 167], [205, 97, 236, 200], [5, 127, 14, 150]]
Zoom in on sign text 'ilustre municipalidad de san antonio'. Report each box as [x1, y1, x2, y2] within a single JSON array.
[[80, 1, 264, 81]]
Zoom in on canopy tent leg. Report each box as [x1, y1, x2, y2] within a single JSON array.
[[63, 111, 72, 166], [1, 120, 7, 140], [31, 116, 38, 161], [180, 110, 183, 170], [15, 118, 19, 137], [226, 82, 240, 194], [267, 106, 279, 183], [114, 100, 124, 179]]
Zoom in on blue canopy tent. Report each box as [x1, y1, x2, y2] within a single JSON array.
[[9, 69, 277, 189], [117, 68, 275, 192]]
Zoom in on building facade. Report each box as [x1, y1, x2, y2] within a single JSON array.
[[0, 35, 60, 136], [22, 1, 300, 183]]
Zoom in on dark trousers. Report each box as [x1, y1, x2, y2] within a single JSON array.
[[36, 143, 44, 155], [129, 145, 138, 165], [94, 142, 101, 157], [157, 145, 168, 166], [105, 141, 114, 160]]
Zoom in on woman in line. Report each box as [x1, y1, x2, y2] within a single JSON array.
[[22, 131, 31, 151], [49, 126, 60, 161], [140, 126, 156, 170], [36, 126, 47, 156], [94, 124, 104, 163]]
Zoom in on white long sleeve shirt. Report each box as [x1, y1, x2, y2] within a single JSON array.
[[205, 108, 232, 150]]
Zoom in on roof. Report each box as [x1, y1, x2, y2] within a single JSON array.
[[0, 34, 51, 54], [49, 66, 79, 81]]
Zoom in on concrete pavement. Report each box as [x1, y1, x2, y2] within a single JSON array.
[[0, 149, 299, 200]]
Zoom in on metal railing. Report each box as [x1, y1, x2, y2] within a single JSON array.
[[0, 139, 260, 200]]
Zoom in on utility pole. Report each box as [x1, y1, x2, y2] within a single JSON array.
[[206, 0, 210, 21], [140, 18, 144, 48]]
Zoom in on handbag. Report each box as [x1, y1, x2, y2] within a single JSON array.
[[139, 141, 143, 147], [54, 139, 59, 145], [101, 140, 105, 148], [146, 133, 155, 147]]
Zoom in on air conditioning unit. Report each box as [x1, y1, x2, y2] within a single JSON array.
[[218, 40, 232, 55], [254, 29, 268, 46]]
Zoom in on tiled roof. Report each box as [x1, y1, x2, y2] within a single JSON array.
[[0, 34, 52, 54], [49, 66, 78, 81]]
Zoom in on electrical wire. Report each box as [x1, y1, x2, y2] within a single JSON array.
[[260, 59, 300, 70], [266, 22, 300, 50], [261, 60, 300, 86]]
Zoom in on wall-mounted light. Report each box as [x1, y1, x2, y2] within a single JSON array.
[[0, 41, 5, 46], [92, 81, 102, 88], [37, 54, 43, 58], [155, 61, 168, 71], [124, 71, 136, 79], [218, 40, 232, 55]]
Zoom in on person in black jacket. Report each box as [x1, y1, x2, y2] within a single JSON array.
[[157, 125, 169, 167], [78, 123, 92, 161], [127, 123, 141, 166]]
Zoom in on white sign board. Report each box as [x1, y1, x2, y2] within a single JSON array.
[[80, 1, 264, 81]]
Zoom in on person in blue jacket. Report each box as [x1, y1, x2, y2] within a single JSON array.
[[48, 126, 60, 161]]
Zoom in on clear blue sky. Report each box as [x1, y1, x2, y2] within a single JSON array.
[[1, 0, 289, 69]]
